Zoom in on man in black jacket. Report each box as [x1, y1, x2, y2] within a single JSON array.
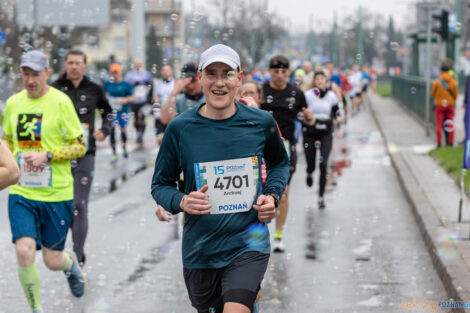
[[52, 49, 112, 266]]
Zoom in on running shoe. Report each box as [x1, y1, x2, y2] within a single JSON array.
[[273, 238, 285, 253], [318, 197, 326, 209], [306, 173, 313, 187], [64, 250, 86, 297], [123, 148, 129, 159], [110, 154, 118, 164]]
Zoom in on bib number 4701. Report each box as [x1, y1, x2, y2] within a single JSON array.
[[214, 175, 249, 190]]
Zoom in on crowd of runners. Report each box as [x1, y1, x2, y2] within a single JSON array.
[[0, 44, 376, 312]]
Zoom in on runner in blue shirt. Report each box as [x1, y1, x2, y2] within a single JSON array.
[[104, 63, 134, 163]]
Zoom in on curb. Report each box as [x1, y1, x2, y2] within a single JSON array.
[[367, 96, 467, 313]]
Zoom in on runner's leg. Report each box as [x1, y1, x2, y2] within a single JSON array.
[[303, 131, 318, 187], [71, 155, 94, 264], [110, 125, 117, 155], [319, 132, 333, 197], [9, 194, 43, 312]]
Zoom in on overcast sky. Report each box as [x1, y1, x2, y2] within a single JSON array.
[[183, 0, 419, 32]]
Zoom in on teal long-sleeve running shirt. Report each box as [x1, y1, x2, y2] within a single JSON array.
[[151, 102, 289, 269]]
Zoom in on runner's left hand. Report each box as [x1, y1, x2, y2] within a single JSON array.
[[253, 194, 276, 223], [239, 96, 259, 108], [93, 129, 105, 141], [23, 151, 48, 167], [302, 107, 315, 125]]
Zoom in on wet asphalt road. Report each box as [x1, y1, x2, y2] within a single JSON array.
[[0, 105, 450, 313]]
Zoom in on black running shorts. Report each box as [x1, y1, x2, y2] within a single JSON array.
[[183, 251, 269, 313]]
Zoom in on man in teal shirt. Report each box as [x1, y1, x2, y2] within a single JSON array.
[[151, 44, 292, 313]]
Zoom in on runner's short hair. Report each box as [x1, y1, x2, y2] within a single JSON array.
[[65, 49, 87, 64], [314, 71, 326, 79], [269, 55, 289, 69]]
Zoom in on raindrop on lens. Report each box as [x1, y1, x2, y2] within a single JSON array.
[[79, 108, 87, 115], [71, 160, 77, 168], [81, 177, 89, 185], [214, 30, 220, 38], [411, 87, 416, 94], [227, 71, 236, 80], [315, 141, 321, 148], [297, 112, 304, 120], [313, 88, 320, 96], [170, 13, 178, 21], [267, 95, 273, 103], [443, 120, 454, 132], [80, 95, 86, 101]]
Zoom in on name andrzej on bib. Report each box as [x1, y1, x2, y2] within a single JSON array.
[[194, 156, 261, 214]]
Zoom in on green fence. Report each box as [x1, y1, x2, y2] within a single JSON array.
[[389, 75, 435, 125]]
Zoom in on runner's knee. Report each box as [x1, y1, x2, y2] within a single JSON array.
[[42, 248, 64, 270], [15, 237, 36, 265]]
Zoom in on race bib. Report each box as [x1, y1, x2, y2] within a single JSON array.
[[81, 123, 90, 151], [194, 156, 261, 214], [109, 97, 122, 111], [17, 153, 52, 188], [134, 85, 148, 102]]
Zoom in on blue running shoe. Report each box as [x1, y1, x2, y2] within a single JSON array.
[[64, 250, 86, 297]]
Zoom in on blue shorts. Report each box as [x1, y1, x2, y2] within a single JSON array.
[[8, 194, 73, 251], [114, 105, 130, 129]]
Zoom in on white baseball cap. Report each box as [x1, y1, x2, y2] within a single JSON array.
[[198, 44, 241, 71]]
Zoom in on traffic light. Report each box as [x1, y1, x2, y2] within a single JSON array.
[[432, 10, 449, 40]]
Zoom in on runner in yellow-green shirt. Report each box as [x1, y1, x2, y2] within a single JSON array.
[[2, 51, 87, 313]]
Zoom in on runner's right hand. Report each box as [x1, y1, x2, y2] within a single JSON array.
[[180, 185, 211, 215], [155, 205, 172, 222], [239, 96, 259, 108], [173, 77, 192, 95]]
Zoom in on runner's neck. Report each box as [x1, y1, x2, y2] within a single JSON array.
[[70, 76, 84, 88], [269, 80, 287, 91], [199, 102, 237, 120], [28, 85, 50, 99]]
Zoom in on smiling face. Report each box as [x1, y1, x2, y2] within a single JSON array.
[[198, 62, 242, 111]]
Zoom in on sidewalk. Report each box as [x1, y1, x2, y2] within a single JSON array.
[[368, 92, 470, 313]]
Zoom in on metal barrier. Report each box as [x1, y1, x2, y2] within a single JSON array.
[[390, 75, 435, 125]]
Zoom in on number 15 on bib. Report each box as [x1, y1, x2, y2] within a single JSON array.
[[194, 156, 262, 214]]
